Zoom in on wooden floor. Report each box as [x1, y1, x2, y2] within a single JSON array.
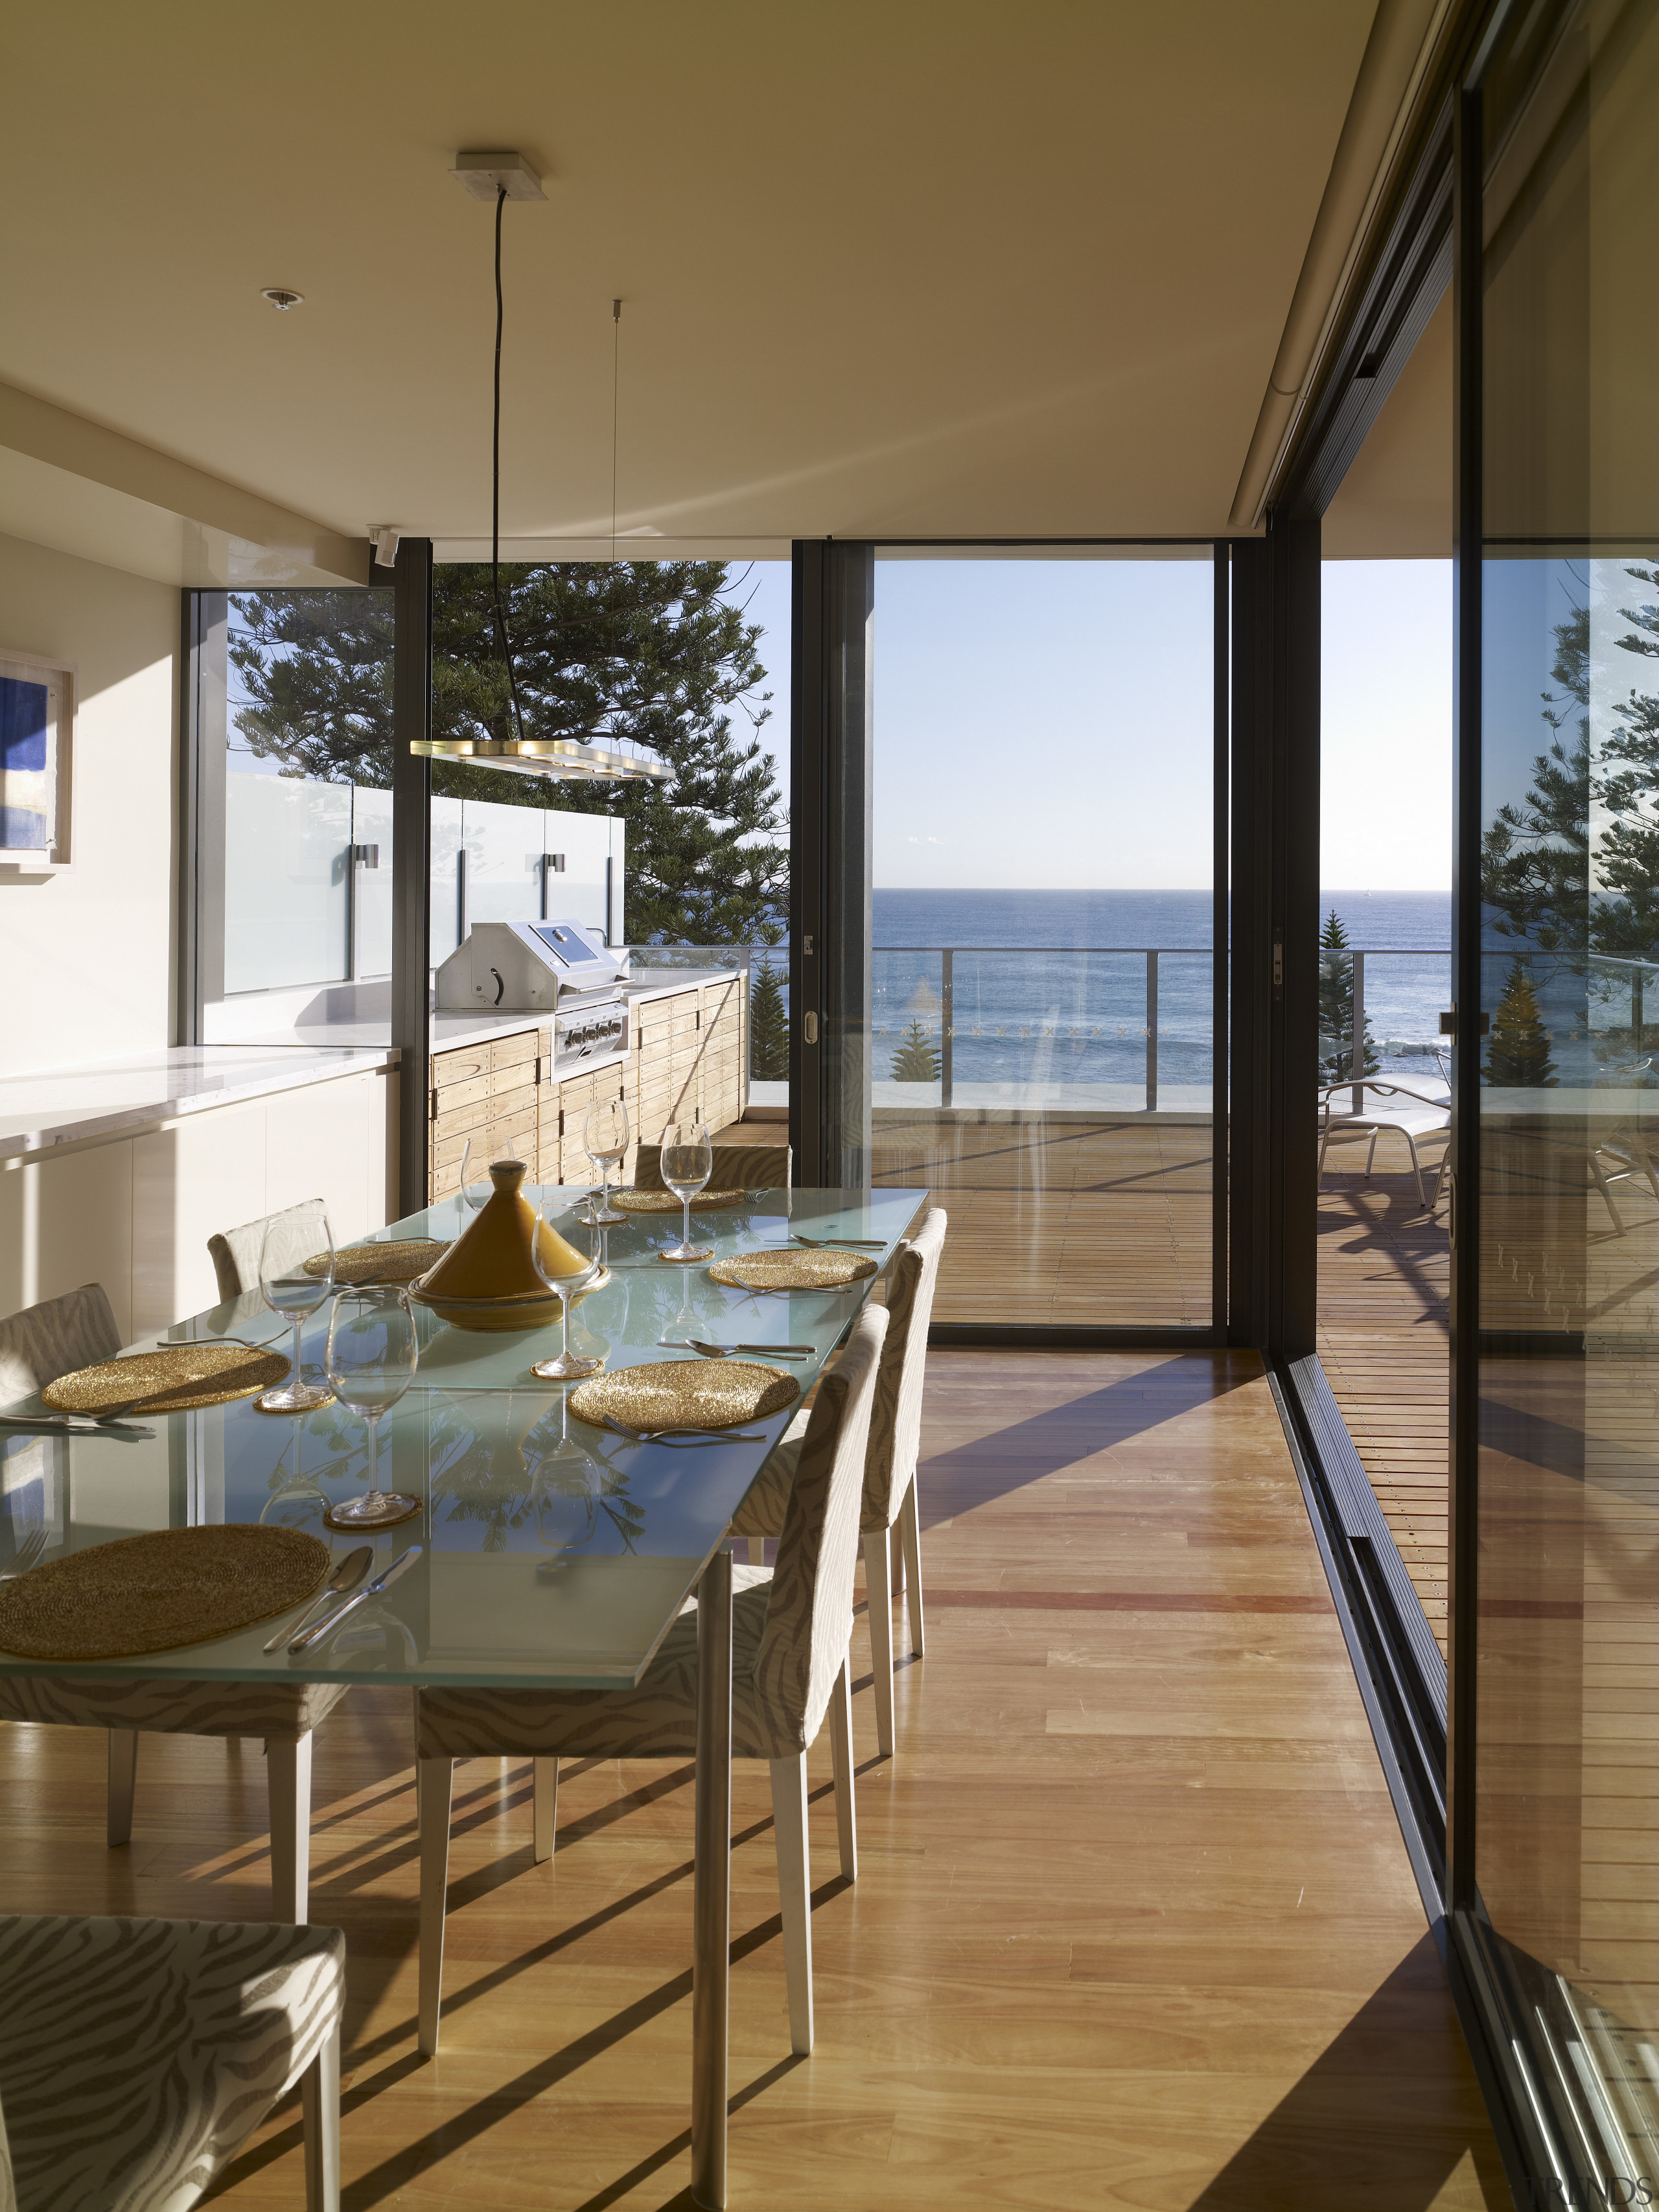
[[870, 1112, 1213, 1327], [0, 1351, 1506, 2209]]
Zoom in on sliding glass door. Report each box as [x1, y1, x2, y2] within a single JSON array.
[[1459, 0, 1659, 2177], [855, 546, 1223, 1329]]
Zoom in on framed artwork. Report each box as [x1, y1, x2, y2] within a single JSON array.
[[0, 647, 75, 871]]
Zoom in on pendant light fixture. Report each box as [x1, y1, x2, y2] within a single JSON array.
[[410, 153, 671, 788]]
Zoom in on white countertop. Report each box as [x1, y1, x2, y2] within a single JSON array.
[[0, 1045, 399, 1160]]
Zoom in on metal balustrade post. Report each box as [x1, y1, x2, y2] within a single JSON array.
[[1635, 964, 1645, 1055], [1146, 950, 1159, 1113], [1351, 949, 1365, 1116], [940, 948, 954, 1110]]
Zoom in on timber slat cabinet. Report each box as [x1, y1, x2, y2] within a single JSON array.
[[426, 976, 746, 1201]]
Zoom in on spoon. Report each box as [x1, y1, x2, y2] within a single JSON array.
[[658, 1339, 813, 1360], [262, 1544, 374, 1652]]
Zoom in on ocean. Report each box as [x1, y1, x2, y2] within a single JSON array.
[[866, 887, 1452, 1103]]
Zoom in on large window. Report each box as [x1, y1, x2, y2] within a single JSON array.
[[859, 547, 1222, 1328], [1463, 1, 1659, 2178]]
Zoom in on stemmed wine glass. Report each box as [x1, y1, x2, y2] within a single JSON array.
[[457, 1136, 491, 1215], [584, 1097, 629, 1226], [529, 1206, 605, 1380], [255, 1209, 336, 1414], [322, 1288, 421, 1528], [659, 1120, 713, 1263]]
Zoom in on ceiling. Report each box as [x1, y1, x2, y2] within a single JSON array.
[[0, 2, 1387, 565]]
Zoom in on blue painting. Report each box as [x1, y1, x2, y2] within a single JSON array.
[[0, 673, 54, 851]]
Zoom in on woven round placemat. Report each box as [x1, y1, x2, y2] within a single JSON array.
[[304, 1239, 448, 1286], [43, 1343, 290, 1416], [569, 1360, 798, 1433], [706, 1249, 877, 1292], [612, 1188, 749, 1214], [0, 1525, 332, 1662]]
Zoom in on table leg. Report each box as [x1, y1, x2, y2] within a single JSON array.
[[692, 1546, 733, 2209]]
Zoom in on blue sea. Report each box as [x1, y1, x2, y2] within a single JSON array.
[[866, 888, 1451, 1100]]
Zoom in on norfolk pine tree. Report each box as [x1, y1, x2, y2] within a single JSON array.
[[229, 561, 787, 947]]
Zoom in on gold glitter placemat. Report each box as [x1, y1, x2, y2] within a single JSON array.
[[305, 1240, 448, 1286], [569, 1360, 799, 1433], [707, 1249, 878, 1291], [612, 1188, 750, 1214], [43, 1344, 290, 1417], [0, 1525, 331, 1662]]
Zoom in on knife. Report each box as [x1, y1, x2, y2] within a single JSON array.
[[262, 1544, 374, 1653], [0, 1415, 156, 1440], [288, 1544, 423, 1653]]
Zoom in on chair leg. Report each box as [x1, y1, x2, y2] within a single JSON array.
[[299, 2022, 342, 2212], [1406, 1134, 1426, 1209], [533, 1756, 559, 1863], [862, 1529, 895, 1758], [748, 1535, 765, 1565], [769, 1753, 813, 2055], [107, 1729, 139, 1848], [899, 1479, 925, 1659], [417, 1759, 454, 2057], [267, 1736, 312, 1922], [412, 1689, 422, 1839], [1365, 1130, 1379, 1178], [828, 1658, 857, 1881]]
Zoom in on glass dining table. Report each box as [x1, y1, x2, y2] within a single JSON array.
[[0, 1182, 928, 2210]]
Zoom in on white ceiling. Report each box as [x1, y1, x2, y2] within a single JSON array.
[[1, 2, 1384, 558]]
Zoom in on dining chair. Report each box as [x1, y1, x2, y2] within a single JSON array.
[[0, 1285, 348, 1920], [0, 1911, 344, 2211], [414, 1301, 888, 2061], [632, 1139, 793, 1194], [731, 1207, 946, 1760], [208, 1198, 331, 1303]]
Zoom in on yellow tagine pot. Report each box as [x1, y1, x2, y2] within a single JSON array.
[[410, 1159, 607, 1331]]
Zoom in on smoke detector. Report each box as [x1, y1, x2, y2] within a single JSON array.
[[451, 151, 545, 202], [261, 288, 304, 310]]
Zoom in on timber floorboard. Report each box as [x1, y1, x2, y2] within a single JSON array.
[[0, 1351, 1506, 2209]]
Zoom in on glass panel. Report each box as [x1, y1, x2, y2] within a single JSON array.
[[206, 585, 394, 1041], [866, 548, 1218, 1326], [1314, 561, 1454, 1647], [1475, 0, 1659, 2176]]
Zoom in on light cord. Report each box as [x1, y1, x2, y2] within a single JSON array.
[[491, 183, 528, 745]]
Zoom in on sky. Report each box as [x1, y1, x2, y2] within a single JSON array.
[[736, 555, 1454, 892], [228, 554, 1457, 897]]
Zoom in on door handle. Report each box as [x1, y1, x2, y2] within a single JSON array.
[[803, 1011, 818, 1045]]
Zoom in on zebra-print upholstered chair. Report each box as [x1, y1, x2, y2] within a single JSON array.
[[731, 1207, 945, 1759], [0, 1285, 348, 1920], [414, 1301, 888, 2061], [631, 1139, 793, 1194], [207, 1197, 332, 1325], [0, 1912, 344, 2211]]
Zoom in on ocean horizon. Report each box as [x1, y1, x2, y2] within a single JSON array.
[[863, 887, 1452, 1099]]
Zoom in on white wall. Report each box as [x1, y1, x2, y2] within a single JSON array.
[[0, 531, 178, 1071], [0, 1065, 399, 1342]]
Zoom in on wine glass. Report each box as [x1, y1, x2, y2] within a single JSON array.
[[659, 1119, 713, 1263], [322, 1288, 421, 1528], [585, 1097, 629, 1226], [529, 1205, 605, 1380], [255, 1209, 336, 1414], [457, 1136, 491, 1215]]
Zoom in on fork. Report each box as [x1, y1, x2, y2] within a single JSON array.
[[0, 1528, 50, 1583], [784, 1234, 886, 1249], [599, 1415, 766, 1445]]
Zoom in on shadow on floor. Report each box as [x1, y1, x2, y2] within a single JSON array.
[[915, 1351, 1260, 1528], [1185, 1938, 1509, 2210]]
